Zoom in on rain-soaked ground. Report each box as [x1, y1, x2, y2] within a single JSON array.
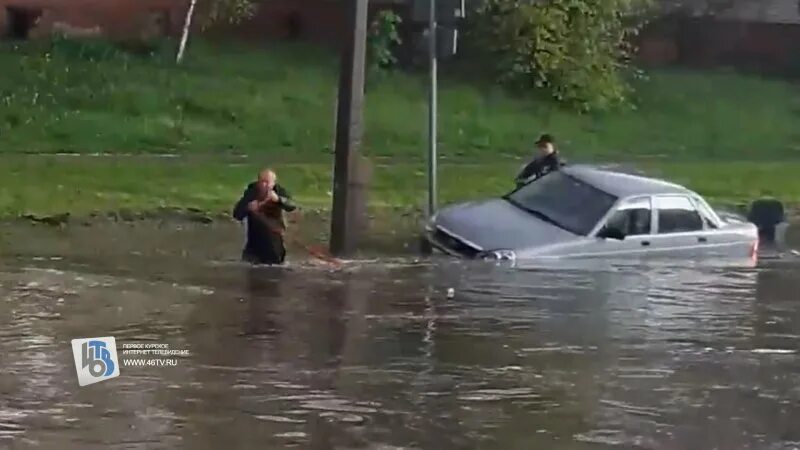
[[1, 222, 800, 450]]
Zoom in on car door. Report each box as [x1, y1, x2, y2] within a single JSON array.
[[649, 194, 708, 258], [689, 194, 751, 257], [551, 196, 655, 259], [597, 196, 657, 257]]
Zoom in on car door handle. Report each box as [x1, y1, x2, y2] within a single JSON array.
[[641, 241, 651, 247], [698, 236, 707, 243]]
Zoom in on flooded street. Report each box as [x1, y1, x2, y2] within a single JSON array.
[[1, 223, 800, 449]]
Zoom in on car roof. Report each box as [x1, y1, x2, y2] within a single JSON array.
[[562, 164, 693, 198]]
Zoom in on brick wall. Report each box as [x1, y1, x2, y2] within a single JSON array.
[[1, 0, 412, 51], [717, 0, 800, 25], [638, 16, 800, 74], [4, 0, 797, 74], [1, 0, 185, 39], [215, 0, 409, 50]]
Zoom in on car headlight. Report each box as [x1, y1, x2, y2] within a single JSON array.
[[479, 250, 516, 261]]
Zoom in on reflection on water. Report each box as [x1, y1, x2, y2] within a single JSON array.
[[1, 224, 799, 449]]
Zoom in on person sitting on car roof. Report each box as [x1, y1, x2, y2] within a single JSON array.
[[515, 134, 562, 187]]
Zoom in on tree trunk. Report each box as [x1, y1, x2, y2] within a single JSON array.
[[176, 0, 198, 64]]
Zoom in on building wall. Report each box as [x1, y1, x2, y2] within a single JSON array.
[[717, 0, 800, 25], [0, 0, 185, 39], [638, 16, 800, 74], [217, 0, 409, 50], [3, 0, 797, 74], [0, 0, 410, 49]]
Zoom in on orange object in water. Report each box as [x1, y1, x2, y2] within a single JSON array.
[[254, 202, 343, 267], [295, 240, 344, 267]]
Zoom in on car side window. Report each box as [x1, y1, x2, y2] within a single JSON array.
[[701, 213, 718, 229], [691, 196, 719, 229], [654, 196, 704, 234], [604, 197, 652, 236]]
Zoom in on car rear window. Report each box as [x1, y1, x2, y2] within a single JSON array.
[[506, 171, 617, 235]]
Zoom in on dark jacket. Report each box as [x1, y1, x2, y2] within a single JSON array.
[[516, 151, 561, 184], [232, 182, 297, 264]]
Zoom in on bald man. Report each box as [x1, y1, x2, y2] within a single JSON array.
[[232, 169, 297, 265]]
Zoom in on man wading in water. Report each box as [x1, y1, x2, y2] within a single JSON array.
[[232, 169, 297, 265]]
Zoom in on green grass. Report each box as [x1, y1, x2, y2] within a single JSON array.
[[1, 155, 798, 220], [1, 38, 799, 221], [1, 38, 799, 160]]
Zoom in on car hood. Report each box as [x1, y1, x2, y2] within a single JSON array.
[[434, 199, 578, 251]]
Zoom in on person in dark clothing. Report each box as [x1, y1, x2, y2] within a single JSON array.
[[232, 168, 297, 265], [515, 134, 562, 187]]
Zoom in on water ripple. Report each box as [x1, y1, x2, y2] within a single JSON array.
[[1, 237, 799, 449]]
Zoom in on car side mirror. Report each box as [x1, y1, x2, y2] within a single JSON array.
[[598, 226, 625, 240]]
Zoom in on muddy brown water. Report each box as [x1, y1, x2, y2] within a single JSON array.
[[1, 223, 800, 450]]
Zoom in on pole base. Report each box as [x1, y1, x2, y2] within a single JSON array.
[[419, 235, 433, 256]]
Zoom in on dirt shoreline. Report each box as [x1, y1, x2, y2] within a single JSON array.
[[7, 200, 798, 230], [3, 206, 427, 258], [3, 206, 797, 271], [9, 206, 415, 224], [5, 202, 797, 257], [10, 201, 796, 225]]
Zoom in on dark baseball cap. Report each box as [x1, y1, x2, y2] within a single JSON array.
[[535, 134, 554, 145]]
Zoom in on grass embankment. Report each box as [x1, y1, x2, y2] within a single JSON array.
[[1, 38, 799, 222]]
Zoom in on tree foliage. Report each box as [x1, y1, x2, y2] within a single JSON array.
[[176, 0, 256, 63], [469, 0, 652, 111], [368, 10, 403, 72], [195, 0, 257, 30]]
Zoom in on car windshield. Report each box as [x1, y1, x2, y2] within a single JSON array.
[[504, 171, 617, 235]]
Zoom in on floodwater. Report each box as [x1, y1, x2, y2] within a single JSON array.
[[1, 223, 800, 450]]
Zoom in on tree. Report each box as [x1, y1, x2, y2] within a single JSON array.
[[367, 10, 403, 74], [176, 0, 256, 63], [469, 0, 653, 111]]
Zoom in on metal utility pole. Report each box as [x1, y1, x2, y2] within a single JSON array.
[[330, 0, 370, 257], [427, 0, 439, 217]]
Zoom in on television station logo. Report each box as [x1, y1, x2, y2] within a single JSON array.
[[71, 337, 120, 387]]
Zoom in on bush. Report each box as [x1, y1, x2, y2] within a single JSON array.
[[48, 35, 125, 62], [469, 0, 651, 111], [45, 34, 173, 62], [368, 10, 403, 73]]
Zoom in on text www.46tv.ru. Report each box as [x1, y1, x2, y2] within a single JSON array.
[[123, 359, 178, 366]]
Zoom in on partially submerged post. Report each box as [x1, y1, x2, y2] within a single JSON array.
[[412, 0, 464, 256], [330, 0, 370, 256], [411, 0, 464, 216], [427, 0, 439, 218]]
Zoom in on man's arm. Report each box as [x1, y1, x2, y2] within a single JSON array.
[[274, 185, 297, 212], [546, 153, 561, 172], [516, 157, 543, 182], [232, 183, 256, 221]]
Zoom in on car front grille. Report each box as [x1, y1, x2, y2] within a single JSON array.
[[432, 227, 481, 258]]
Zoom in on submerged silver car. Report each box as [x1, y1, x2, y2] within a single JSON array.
[[424, 165, 760, 262]]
